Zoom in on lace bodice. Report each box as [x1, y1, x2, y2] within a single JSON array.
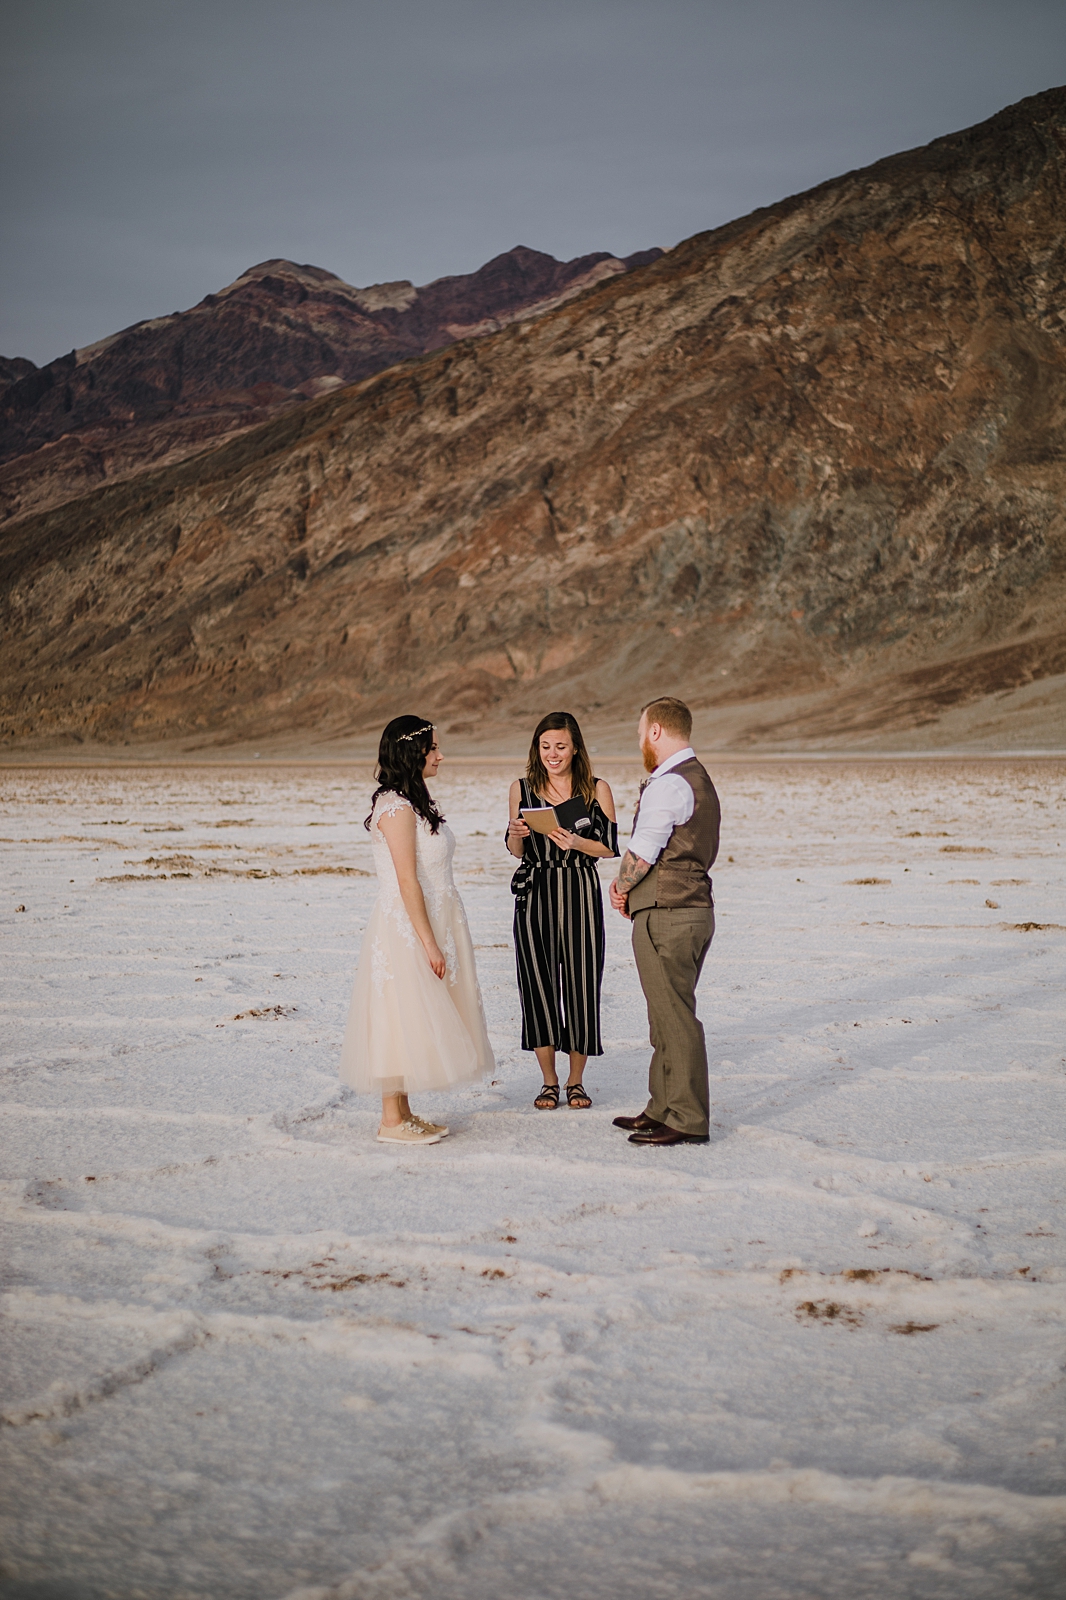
[[370, 792, 458, 923]]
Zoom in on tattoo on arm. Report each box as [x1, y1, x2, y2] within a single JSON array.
[[616, 849, 651, 893]]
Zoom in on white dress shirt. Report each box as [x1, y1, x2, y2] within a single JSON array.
[[629, 746, 697, 865]]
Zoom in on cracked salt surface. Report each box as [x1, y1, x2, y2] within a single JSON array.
[[1, 759, 1064, 1598]]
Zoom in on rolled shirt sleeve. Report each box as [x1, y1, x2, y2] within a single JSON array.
[[629, 773, 694, 865]]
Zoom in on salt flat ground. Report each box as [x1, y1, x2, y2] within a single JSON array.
[[1, 758, 1064, 1600]]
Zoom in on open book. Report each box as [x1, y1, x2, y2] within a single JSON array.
[[520, 796, 592, 834]]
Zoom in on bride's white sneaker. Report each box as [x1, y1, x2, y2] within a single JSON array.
[[377, 1119, 442, 1146], [409, 1113, 450, 1137]]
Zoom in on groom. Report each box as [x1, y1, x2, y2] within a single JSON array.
[[609, 697, 720, 1146]]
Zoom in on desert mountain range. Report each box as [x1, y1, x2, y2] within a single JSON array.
[[0, 245, 661, 529], [2, 87, 1064, 756]]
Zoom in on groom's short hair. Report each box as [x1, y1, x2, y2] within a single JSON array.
[[640, 696, 692, 739]]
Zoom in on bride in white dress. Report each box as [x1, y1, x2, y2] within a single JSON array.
[[339, 716, 494, 1144]]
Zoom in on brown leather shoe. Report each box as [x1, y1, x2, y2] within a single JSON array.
[[612, 1111, 664, 1132], [628, 1125, 709, 1146]]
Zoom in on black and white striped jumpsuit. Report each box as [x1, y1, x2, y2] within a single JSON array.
[[511, 778, 620, 1056]]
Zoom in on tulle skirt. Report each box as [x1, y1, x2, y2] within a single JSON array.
[[339, 891, 494, 1095]]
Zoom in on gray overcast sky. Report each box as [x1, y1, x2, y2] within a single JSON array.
[[3, 0, 1065, 364]]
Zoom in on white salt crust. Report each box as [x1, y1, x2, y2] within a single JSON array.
[[1, 758, 1064, 1598]]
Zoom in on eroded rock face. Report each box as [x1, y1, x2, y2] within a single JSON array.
[[0, 245, 661, 526], [0, 357, 37, 390], [2, 89, 1064, 751]]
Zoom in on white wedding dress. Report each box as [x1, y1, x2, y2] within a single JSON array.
[[339, 792, 494, 1095]]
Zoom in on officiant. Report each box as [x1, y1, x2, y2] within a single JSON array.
[[506, 712, 619, 1110]]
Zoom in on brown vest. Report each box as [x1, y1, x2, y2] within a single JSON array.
[[628, 756, 720, 912]]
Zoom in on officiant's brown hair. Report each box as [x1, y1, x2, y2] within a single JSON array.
[[527, 712, 597, 807]]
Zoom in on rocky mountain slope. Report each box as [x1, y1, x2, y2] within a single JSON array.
[[2, 88, 1064, 754], [0, 246, 660, 527]]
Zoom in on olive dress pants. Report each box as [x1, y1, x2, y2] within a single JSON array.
[[631, 906, 715, 1137]]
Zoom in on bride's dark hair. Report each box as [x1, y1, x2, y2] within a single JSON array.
[[364, 715, 445, 834]]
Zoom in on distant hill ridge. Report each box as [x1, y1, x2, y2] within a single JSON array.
[[2, 88, 1064, 754], [0, 244, 662, 525]]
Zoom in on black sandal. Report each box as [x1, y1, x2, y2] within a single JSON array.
[[534, 1084, 560, 1110], [566, 1083, 592, 1109]]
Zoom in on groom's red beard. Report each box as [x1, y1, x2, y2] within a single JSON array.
[[641, 740, 659, 773]]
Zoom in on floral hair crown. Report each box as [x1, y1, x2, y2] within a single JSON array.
[[397, 722, 433, 743]]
